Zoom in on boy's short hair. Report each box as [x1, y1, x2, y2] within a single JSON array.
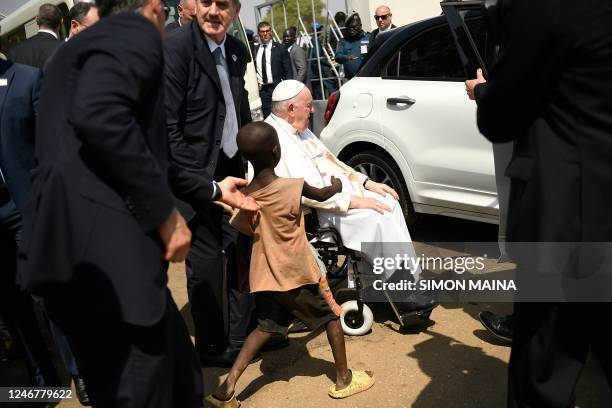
[[237, 122, 279, 164]]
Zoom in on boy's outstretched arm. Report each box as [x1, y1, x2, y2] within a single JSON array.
[[302, 176, 342, 202]]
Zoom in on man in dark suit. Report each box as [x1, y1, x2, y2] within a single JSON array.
[[17, 0, 255, 405], [255, 21, 291, 117], [0, 57, 63, 390], [8, 3, 63, 69], [369, 5, 396, 46], [476, 1, 612, 406], [165, 0, 196, 32], [164, 0, 268, 367]]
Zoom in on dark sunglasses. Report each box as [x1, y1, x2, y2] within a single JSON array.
[[374, 14, 389, 21]]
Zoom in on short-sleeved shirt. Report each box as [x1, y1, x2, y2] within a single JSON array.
[[230, 177, 321, 293]]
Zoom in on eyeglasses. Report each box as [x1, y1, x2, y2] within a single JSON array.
[[259, 29, 272, 34], [374, 14, 389, 21]]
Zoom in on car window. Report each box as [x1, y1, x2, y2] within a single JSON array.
[[452, 16, 491, 78], [465, 18, 486, 60], [384, 24, 466, 81]]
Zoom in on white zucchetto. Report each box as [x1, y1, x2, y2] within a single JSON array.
[[271, 80, 306, 102]]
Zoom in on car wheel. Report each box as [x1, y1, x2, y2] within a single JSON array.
[[348, 150, 417, 226]]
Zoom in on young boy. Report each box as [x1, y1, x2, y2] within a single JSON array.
[[205, 122, 374, 407]]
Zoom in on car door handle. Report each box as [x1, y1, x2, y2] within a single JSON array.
[[387, 97, 416, 105]]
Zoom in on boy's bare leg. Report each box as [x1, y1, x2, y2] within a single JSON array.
[[326, 318, 366, 390], [213, 328, 274, 401]]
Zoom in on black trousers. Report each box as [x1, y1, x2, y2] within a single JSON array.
[[47, 290, 203, 408], [0, 200, 62, 387], [509, 302, 612, 407], [259, 85, 274, 119], [186, 207, 254, 356]]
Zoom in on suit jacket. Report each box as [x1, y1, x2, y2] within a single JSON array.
[[0, 60, 41, 215], [370, 23, 396, 45], [165, 20, 180, 33], [477, 0, 612, 245], [17, 13, 204, 326], [255, 41, 292, 86], [288, 43, 307, 83], [7, 32, 62, 70], [164, 21, 251, 221]]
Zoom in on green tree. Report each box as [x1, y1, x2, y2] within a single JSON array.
[[261, 0, 326, 39]]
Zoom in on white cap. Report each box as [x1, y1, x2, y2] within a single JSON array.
[[271, 80, 306, 102]]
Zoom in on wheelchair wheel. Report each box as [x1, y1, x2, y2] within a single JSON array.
[[340, 300, 373, 336]]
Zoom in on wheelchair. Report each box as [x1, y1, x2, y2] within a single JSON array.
[[305, 210, 434, 336]]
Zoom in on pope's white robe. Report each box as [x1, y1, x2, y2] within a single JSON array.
[[253, 114, 422, 282]]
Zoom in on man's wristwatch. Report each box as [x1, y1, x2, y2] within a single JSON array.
[[212, 181, 222, 201]]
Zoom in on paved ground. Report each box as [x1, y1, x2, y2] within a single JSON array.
[[3, 215, 611, 407]]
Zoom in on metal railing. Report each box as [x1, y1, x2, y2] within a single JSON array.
[[253, 0, 348, 100]]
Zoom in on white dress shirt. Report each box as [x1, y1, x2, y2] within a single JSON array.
[[38, 29, 58, 39], [204, 34, 239, 159], [256, 41, 274, 85]]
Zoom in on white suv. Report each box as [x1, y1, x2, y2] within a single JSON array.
[[320, 8, 498, 225]]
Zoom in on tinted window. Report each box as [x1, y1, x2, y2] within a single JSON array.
[[384, 24, 465, 80], [465, 18, 486, 59]]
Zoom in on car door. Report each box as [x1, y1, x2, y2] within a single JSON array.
[[377, 22, 496, 213]]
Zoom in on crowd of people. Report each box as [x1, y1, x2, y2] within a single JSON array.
[[1, 0, 612, 407], [245, 4, 398, 110]]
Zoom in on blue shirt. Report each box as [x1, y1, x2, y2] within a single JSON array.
[[335, 32, 370, 79]]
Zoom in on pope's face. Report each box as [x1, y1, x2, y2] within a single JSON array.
[[291, 88, 313, 133]]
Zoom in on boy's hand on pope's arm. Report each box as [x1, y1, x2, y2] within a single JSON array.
[[329, 176, 342, 194]]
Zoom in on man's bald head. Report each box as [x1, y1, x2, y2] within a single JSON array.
[[237, 122, 281, 169], [178, 0, 196, 24], [374, 5, 392, 31]]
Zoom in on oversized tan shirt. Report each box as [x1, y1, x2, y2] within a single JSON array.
[[230, 177, 321, 293]]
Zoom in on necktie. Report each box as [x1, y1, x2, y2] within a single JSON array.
[[213, 47, 239, 158], [261, 44, 268, 84]]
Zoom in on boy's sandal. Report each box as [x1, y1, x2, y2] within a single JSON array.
[[328, 370, 375, 399], [205, 392, 241, 408]]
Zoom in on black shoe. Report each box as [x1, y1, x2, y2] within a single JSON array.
[[199, 347, 262, 368], [72, 375, 91, 406], [394, 292, 438, 326], [261, 334, 289, 351], [396, 292, 439, 315], [478, 311, 512, 343]]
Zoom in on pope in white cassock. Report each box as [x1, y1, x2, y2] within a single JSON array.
[[250, 80, 437, 317]]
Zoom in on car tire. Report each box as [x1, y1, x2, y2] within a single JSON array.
[[340, 300, 374, 336], [347, 150, 417, 226]]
